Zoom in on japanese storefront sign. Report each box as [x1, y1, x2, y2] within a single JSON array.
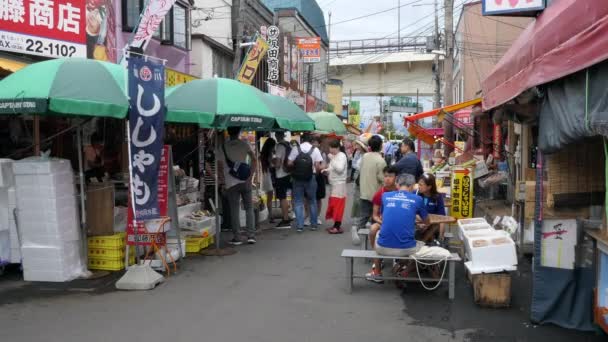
[[296, 37, 321, 63], [266, 25, 280, 82], [0, 0, 86, 58], [130, 0, 177, 50], [236, 35, 268, 85], [0, 0, 117, 61], [268, 83, 286, 97], [450, 168, 473, 219], [493, 123, 502, 159], [127, 145, 169, 246], [128, 56, 166, 221]]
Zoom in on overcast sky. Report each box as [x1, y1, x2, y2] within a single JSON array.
[[317, 0, 463, 129]]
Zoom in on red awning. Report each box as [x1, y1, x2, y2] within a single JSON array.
[[482, 0, 608, 111]]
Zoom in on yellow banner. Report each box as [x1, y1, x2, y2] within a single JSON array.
[[450, 168, 474, 219], [237, 36, 269, 85], [165, 68, 198, 87]]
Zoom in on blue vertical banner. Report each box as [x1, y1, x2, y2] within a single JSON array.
[[128, 56, 166, 221]]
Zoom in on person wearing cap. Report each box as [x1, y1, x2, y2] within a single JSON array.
[[394, 137, 423, 181]]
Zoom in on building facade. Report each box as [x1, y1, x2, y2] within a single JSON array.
[[452, 1, 532, 102]]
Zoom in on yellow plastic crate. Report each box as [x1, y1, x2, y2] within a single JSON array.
[[88, 232, 126, 249], [185, 235, 215, 253], [200, 235, 214, 249], [88, 246, 135, 260], [88, 254, 135, 271]]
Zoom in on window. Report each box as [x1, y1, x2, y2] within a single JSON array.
[[173, 4, 188, 49]]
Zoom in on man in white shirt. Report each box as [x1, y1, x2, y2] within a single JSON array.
[[288, 133, 324, 232], [273, 131, 292, 228], [217, 127, 258, 245]]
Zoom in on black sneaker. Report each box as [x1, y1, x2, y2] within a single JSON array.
[[247, 237, 257, 244], [228, 238, 243, 246], [275, 219, 292, 229]]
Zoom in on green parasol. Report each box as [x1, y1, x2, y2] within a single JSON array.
[[307, 111, 348, 135], [259, 93, 315, 132], [165, 78, 275, 129], [0, 58, 128, 118]]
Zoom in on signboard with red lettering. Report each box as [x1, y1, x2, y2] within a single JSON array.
[[296, 37, 321, 63], [482, 0, 545, 16], [127, 145, 169, 246], [0, 0, 86, 58]]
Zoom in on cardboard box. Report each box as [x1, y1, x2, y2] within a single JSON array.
[[525, 202, 590, 221], [86, 183, 114, 236], [525, 181, 547, 203]]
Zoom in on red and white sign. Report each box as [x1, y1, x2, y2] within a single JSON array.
[[0, 0, 86, 58], [482, 0, 545, 16], [296, 37, 321, 63], [453, 109, 473, 128], [127, 145, 170, 246], [130, 0, 177, 51]]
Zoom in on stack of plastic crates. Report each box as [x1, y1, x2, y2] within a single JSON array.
[[185, 234, 215, 254], [87, 232, 135, 271]]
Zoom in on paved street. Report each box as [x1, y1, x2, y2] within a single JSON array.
[[0, 201, 605, 342]]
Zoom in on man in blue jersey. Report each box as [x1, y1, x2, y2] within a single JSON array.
[[366, 173, 430, 283]]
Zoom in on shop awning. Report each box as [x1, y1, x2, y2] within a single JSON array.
[[482, 0, 608, 111], [0, 57, 27, 74], [404, 98, 481, 123]]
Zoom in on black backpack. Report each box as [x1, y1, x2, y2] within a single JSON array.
[[292, 146, 315, 181]]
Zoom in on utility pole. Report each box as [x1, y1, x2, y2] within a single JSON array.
[[327, 11, 331, 83], [443, 0, 455, 154], [232, 0, 246, 78], [433, 0, 441, 115], [398, 0, 401, 51]]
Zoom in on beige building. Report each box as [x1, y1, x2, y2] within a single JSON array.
[[452, 1, 533, 102]]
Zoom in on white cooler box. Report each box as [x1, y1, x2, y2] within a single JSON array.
[[457, 218, 494, 241], [180, 216, 216, 236], [464, 230, 517, 275]]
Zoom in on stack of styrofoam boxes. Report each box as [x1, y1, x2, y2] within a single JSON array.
[[457, 218, 518, 275], [13, 158, 85, 282]]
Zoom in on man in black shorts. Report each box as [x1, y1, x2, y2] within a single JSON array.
[[273, 132, 293, 228]]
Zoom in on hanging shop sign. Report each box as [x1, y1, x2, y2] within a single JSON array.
[[0, 0, 88, 58], [482, 0, 545, 16], [451, 168, 474, 219], [493, 123, 502, 159], [130, 0, 177, 50], [296, 37, 321, 63], [268, 83, 287, 97], [127, 145, 169, 246], [128, 56, 166, 221], [165, 68, 198, 87], [267, 25, 279, 81], [236, 35, 269, 85]]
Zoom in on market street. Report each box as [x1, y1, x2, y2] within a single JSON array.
[[0, 199, 603, 342]]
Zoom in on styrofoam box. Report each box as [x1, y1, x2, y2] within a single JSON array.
[[12, 157, 72, 176], [180, 216, 215, 233], [23, 269, 78, 282], [16, 196, 77, 223], [464, 231, 517, 274], [457, 218, 493, 241], [7, 187, 16, 207], [14, 173, 75, 198], [9, 219, 19, 249], [0, 159, 15, 188], [0, 190, 8, 231], [0, 230, 9, 263], [177, 202, 202, 220]]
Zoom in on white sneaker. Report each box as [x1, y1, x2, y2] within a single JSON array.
[[351, 226, 361, 246], [304, 218, 311, 227]]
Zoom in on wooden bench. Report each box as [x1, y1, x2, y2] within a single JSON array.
[[341, 249, 462, 300]]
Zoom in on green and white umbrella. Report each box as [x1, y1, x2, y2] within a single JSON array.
[[165, 78, 276, 130], [0, 58, 128, 118], [308, 111, 348, 135], [259, 93, 315, 132]]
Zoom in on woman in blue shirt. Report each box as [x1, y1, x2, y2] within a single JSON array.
[[417, 173, 447, 243]]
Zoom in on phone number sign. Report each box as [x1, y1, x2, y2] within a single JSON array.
[[0, 0, 86, 58]]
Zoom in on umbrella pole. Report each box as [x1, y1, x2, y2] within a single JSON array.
[[76, 126, 88, 269], [215, 131, 221, 250], [33, 115, 40, 156]]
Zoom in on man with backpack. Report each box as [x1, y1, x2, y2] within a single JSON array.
[[288, 133, 324, 232], [217, 127, 258, 245], [273, 131, 292, 228]]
